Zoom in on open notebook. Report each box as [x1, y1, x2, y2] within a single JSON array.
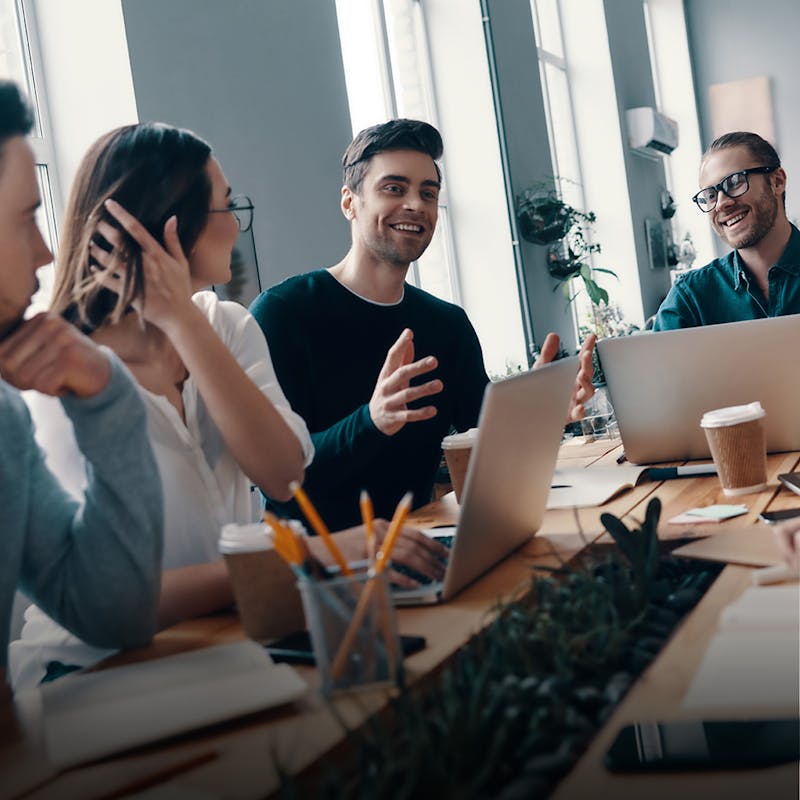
[[38, 641, 306, 768]]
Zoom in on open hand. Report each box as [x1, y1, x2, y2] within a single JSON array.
[[0, 312, 110, 397], [89, 199, 194, 332], [369, 328, 443, 436], [534, 331, 596, 421]]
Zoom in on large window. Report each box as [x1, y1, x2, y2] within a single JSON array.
[[335, 0, 460, 304], [0, 0, 59, 310], [530, 0, 591, 335]]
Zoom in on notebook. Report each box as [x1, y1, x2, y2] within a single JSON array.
[[38, 641, 307, 768], [598, 314, 800, 464], [393, 357, 578, 605]]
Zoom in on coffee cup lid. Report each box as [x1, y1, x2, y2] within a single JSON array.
[[218, 522, 271, 554], [442, 427, 479, 448], [700, 401, 765, 428]]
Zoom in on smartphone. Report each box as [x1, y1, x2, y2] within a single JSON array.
[[265, 630, 426, 666], [778, 473, 800, 498], [605, 719, 800, 771], [759, 507, 800, 524]]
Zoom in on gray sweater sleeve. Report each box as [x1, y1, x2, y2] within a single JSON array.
[[15, 351, 163, 654]]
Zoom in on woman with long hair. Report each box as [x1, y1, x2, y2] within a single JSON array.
[[10, 123, 447, 689]]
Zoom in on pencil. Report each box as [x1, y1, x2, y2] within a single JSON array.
[[375, 491, 413, 573], [290, 481, 352, 576], [330, 492, 412, 680], [360, 489, 376, 569]]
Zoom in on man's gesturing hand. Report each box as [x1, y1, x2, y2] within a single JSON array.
[[369, 328, 443, 436]]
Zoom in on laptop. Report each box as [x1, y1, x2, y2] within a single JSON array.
[[393, 356, 578, 605], [598, 314, 800, 465]]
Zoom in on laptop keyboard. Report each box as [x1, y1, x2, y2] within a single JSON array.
[[391, 535, 454, 586]]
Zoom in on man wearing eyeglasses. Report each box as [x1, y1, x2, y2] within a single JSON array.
[[653, 131, 798, 330]]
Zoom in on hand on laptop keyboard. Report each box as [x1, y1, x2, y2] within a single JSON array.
[[391, 535, 453, 587], [306, 522, 451, 588]]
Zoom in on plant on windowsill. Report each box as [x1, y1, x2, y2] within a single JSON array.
[[516, 186, 617, 308], [279, 499, 721, 799]]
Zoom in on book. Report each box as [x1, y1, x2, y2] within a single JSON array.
[[38, 641, 307, 768]]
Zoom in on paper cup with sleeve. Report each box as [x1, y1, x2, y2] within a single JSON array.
[[441, 428, 478, 504], [700, 402, 768, 496], [218, 521, 306, 641]]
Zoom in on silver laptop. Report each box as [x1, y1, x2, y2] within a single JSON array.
[[598, 314, 800, 464], [393, 356, 578, 605]]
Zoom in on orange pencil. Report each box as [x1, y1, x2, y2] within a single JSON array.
[[360, 489, 376, 568], [290, 481, 352, 576], [330, 491, 412, 680]]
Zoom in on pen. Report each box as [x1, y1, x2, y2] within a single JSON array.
[[647, 465, 718, 480]]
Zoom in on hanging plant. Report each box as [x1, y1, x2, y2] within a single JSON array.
[[516, 188, 617, 307]]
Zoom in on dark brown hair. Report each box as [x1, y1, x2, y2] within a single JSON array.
[[703, 131, 784, 206], [342, 118, 443, 193], [0, 81, 34, 173], [51, 123, 212, 331]]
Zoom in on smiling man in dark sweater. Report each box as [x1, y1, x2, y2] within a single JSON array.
[[250, 119, 594, 533]]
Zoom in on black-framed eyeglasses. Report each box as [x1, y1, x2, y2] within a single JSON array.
[[691, 166, 779, 213], [209, 194, 254, 232]]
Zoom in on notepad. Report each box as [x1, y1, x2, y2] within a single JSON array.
[[547, 465, 651, 509], [682, 585, 800, 711], [39, 641, 307, 768]]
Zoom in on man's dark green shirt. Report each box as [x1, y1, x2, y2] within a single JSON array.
[[249, 270, 489, 530], [653, 224, 800, 330]]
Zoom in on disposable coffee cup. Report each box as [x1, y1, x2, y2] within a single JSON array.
[[700, 402, 768, 496], [441, 428, 478, 503], [219, 521, 306, 641]]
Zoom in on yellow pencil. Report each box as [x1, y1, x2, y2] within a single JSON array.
[[330, 491, 412, 680], [290, 481, 352, 576], [375, 491, 413, 573], [360, 489, 376, 568]]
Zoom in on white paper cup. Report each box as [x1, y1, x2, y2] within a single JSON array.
[[219, 521, 306, 641], [700, 402, 768, 496], [441, 428, 478, 503]]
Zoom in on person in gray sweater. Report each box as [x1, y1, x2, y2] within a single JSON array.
[[0, 81, 163, 688]]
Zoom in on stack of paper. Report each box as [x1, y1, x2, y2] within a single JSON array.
[[39, 641, 307, 768], [682, 584, 800, 711]]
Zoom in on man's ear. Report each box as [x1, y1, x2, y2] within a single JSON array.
[[341, 185, 355, 221], [772, 166, 788, 198]]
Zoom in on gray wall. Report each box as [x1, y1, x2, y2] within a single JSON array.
[[484, 0, 575, 354], [121, 0, 352, 292], [685, 0, 799, 230]]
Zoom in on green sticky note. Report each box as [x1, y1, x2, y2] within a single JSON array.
[[685, 504, 748, 520]]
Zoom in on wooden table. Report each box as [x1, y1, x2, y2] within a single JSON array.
[[2, 436, 798, 799]]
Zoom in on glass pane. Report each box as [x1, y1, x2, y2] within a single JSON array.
[[335, 0, 392, 133], [544, 62, 581, 207], [0, 0, 41, 136], [414, 206, 454, 303], [27, 164, 56, 315], [532, 0, 563, 59], [383, 0, 431, 122]]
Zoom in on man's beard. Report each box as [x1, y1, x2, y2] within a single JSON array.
[[718, 190, 779, 250]]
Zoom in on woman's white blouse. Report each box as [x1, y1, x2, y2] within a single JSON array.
[[9, 292, 313, 689]]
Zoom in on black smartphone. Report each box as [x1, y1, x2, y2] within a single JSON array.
[[759, 507, 800, 524], [778, 473, 800, 498], [265, 630, 426, 665], [605, 719, 800, 771]]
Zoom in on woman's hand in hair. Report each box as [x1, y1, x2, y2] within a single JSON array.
[[91, 199, 195, 333]]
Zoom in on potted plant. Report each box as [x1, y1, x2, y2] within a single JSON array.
[[516, 187, 617, 307]]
